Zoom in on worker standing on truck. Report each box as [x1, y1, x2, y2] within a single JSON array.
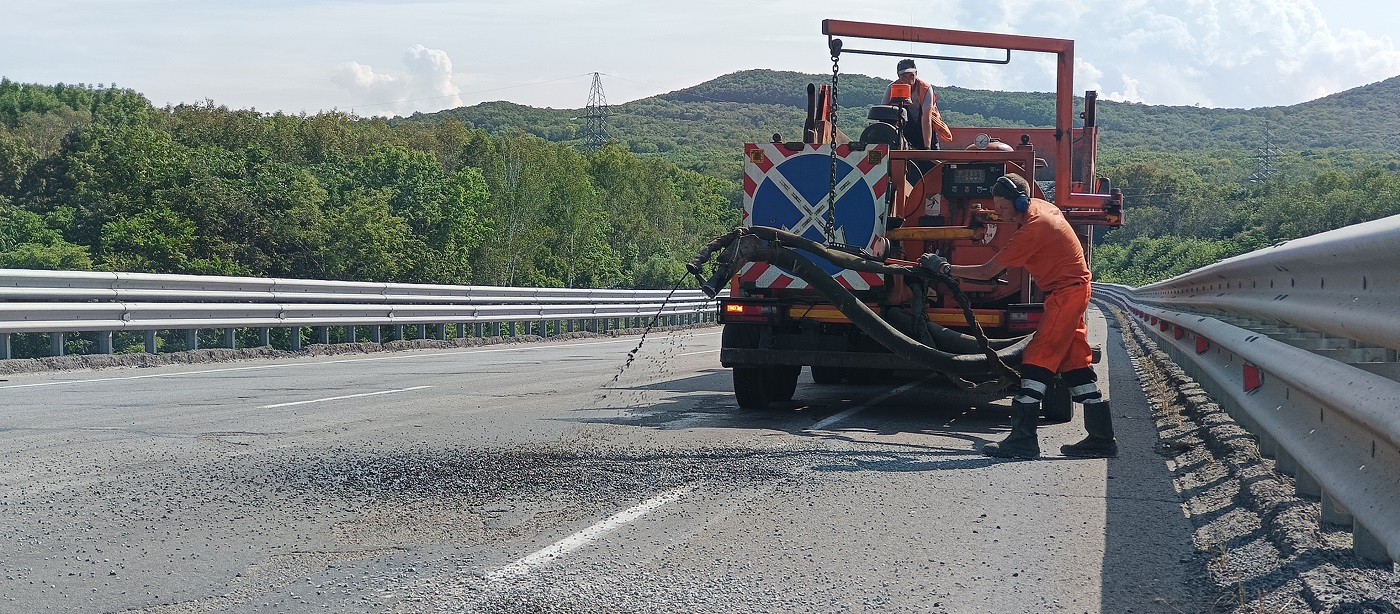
[[944, 173, 1118, 459], [883, 59, 953, 150]]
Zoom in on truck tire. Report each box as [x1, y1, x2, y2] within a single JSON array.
[[810, 366, 844, 384], [1041, 378, 1073, 424], [768, 365, 801, 401], [733, 367, 772, 409]]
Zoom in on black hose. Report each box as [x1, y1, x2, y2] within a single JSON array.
[[882, 307, 1028, 353], [752, 243, 1024, 381]]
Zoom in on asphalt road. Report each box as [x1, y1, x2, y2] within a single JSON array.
[[0, 308, 1217, 613]]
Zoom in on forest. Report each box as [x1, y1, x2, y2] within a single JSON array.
[[3, 68, 1400, 292], [0, 79, 737, 291]]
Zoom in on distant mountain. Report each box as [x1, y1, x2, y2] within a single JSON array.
[[403, 69, 1400, 178]]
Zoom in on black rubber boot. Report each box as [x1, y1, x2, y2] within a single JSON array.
[[1061, 400, 1118, 458], [982, 400, 1040, 458]]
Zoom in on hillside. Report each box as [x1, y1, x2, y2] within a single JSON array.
[[406, 69, 1400, 180]]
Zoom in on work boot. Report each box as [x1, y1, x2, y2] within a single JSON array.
[[982, 400, 1040, 458], [1061, 400, 1118, 457]]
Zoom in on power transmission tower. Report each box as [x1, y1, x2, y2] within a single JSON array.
[[584, 72, 611, 151], [1249, 119, 1278, 183]]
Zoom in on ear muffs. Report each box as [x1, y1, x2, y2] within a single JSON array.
[[995, 176, 1031, 213], [1014, 194, 1030, 213]]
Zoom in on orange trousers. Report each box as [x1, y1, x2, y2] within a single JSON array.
[[1022, 283, 1093, 374]]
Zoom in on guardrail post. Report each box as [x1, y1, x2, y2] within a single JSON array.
[[1294, 468, 1321, 497], [345, 325, 356, 344], [456, 323, 466, 339], [1257, 431, 1279, 458], [370, 325, 382, 343], [1321, 491, 1353, 527], [184, 329, 198, 351], [258, 328, 271, 347], [223, 328, 236, 349], [290, 327, 302, 351], [97, 331, 113, 354], [0, 333, 10, 360], [1275, 448, 1299, 476], [50, 332, 64, 356], [314, 326, 329, 345], [435, 324, 446, 341], [394, 324, 405, 341], [145, 330, 158, 354], [1352, 522, 1392, 564]]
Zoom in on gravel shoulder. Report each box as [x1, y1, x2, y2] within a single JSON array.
[[1106, 300, 1400, 613]]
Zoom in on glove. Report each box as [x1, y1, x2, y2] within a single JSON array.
[[918, 252, 951, 275]]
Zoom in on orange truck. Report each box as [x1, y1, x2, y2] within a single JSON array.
[[702, 20, 1123, 415]]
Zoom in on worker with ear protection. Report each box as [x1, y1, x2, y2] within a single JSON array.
[[944, 173, 1116, 459]]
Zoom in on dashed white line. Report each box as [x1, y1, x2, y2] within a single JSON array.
[[676, 349, 720, 356], [805, 375, 936, 431], [487, 483, 699, 583], [260, 385, 433, 408]]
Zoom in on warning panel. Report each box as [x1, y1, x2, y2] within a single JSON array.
[[740, 143, 889, 290]]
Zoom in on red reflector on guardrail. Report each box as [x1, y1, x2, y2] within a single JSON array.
[[1243, 363, 1263, 392], [1196, 337, 1210, 354], [1160, 320, 1169, 332], [1151, 316, 1158, 326], [1174, 325, 1184, 339]]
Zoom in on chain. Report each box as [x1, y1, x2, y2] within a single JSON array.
[[825, 48, 840, 245]]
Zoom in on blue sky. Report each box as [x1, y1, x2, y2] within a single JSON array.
[[3, 0, 1398, 117]]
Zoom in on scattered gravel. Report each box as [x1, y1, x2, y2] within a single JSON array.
[[1109, 301, 1400, 614]]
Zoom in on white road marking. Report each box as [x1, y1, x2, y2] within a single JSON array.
[[0, 333, 719, 390], [260, 385, 434, 408], [805, 375, 936, 431], [487, 483, 699, 584], [677, 349, 720, 356]]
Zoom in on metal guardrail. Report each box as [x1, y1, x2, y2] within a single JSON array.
[[0, 269, 716, 359], [1091, 214, 1400, 567]]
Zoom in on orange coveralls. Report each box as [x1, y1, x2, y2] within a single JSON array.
[[994, 198, 1094, 374]]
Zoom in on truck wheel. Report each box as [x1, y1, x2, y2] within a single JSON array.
[[1041, 378, 1073, 424], [811, 366, 844, 384], [732, 367, 772, 409], [767, 365, 801, 401]]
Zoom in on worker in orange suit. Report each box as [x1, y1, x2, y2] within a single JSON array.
[[883, 58, 954, 150], [945, 173, 1117, 459]]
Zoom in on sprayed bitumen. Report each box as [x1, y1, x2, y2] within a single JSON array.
[[607, 274, 709, 390]]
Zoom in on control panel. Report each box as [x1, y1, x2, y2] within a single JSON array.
[[941, 163, 1005, 198]]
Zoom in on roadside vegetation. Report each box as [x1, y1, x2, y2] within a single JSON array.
[[3, 70, 1399, 289]]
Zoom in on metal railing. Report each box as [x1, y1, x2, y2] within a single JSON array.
[[1093, 214, 1400, 566], [0, 270, 716, 359]]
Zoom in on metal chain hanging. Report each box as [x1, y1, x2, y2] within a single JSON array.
[[825, 39, 842, 246]]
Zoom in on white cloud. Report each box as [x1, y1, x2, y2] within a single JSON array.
[[333, 44, 463, 117], [918, 0, 1400, 108]]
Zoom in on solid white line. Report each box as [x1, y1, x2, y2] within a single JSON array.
[[260, 385, 433, 409], [487, 483, 698, 584], [805, 375, 936, 431]]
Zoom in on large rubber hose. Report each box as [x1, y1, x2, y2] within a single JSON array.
[[882, 307, 1027, 354], [750, 242, 1025, 381]]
